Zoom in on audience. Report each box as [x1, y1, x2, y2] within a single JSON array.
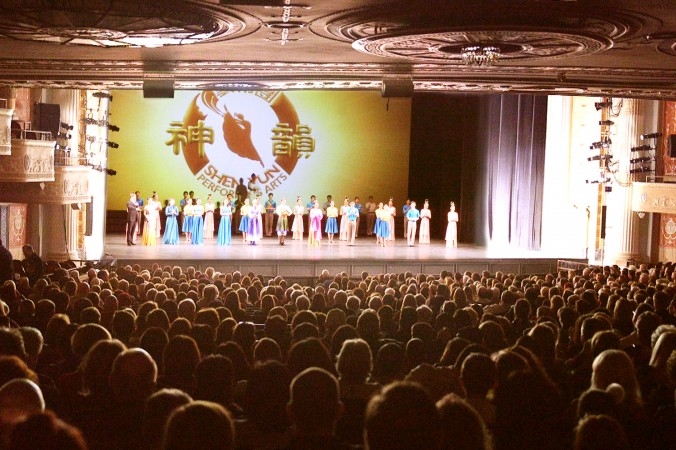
[[0, 262, 675, 449]]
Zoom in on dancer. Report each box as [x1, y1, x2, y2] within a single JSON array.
[[247, 173, 261, 202], [239, 198, 251, 242], [374, 202, 384, 246], [150, 192, 162, 238], [162, 198, 180, 245], [307, 202, 323, 246], [217, 194, 233, 245], [325, 200, 338, 244], [264, 193, 277, 237], [419, 199, 431, 244], [292, 197, 305, 240], [402, 199, 411, 239], [142, 199, 156, 246], [179, 191, 189, 236], [405, 200, 420, 247], [346, 201, 359, 245], [445, 201, 459, 248], [365, 196, 376, 236], [247, 197, 263, 245], [191, 198, 205, 244], [276, 198, 292, 245], [376, 202, 391, 247], [387, 198, 396, 243], [204, 194, 216, 239], [182, 199, 194, 243], [339, 197, 349, 241]]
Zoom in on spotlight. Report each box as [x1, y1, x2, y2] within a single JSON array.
[[630, 156, 653, 164], [108, 124, 120, 132], [594, 101, 612, 111], [629, 167, 654, 174], [599, 120, 614, 126], [60, 122, 74, 130], [56, 132, 71, 140], [107, 141, 119, 149], [640, 132, 663, 140], [86, 135, 97, 143], [587, 155, 612, 162], [92, 92, 113, 101], [631, 145, 652, 152], [585, 179, 610, 184], [105, 168, 117, 176], [590, 138, 612, 149], [83, 117, 98, 125]]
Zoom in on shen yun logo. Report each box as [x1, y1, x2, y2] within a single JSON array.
[[165, 91, 315, 197]]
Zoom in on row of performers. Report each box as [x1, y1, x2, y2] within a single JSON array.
[[142, 196, 456, 246]]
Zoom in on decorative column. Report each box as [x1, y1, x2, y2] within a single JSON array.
[[607, 99, 644, 266]]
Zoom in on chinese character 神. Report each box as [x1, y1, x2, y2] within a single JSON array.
[[165, 120, 215, 158]]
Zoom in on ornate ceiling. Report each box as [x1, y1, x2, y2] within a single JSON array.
[[0, 0, 674, 98]]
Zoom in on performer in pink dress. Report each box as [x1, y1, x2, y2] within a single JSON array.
[[247, 197, 263, 245], [203, 194, 216, 239], [419, 199, 431, 244], [445, 201, 458, 248], [292, 197, 305, 240], [387, 198, 396, 242], [307, 202, 323, 246], [339, 197, 349, 241]]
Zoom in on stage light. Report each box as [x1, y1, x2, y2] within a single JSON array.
[[92, 91, 113, 101], [107, 141, 119, 149], [587, 155, 611, 162], [631, 145, 652, 152], [108, 124, 120, 132], [105, 168, 117, 176], [585, 179, 610, 184], [590, 138, 611, 149], [594, 101, 612, 110], [629, 167, 654, 174], [641, 132, 662, 140], [86, 135, 97, 143], [630, 156, 653, 164], [599, 120, 614, 126], [60, 122, 74, 130], [56, 132, 72, 140]]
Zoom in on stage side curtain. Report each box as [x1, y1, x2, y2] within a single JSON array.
[[482, 94, 547, 250]]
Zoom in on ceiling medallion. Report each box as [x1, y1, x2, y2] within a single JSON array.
[[353, 30, 610, 64], [0, 1, 256, 47]]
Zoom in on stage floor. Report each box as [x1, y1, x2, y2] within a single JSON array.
[[104, 233, 586, 279]]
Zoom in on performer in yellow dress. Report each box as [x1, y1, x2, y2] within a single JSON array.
[[142, 200, 156, 246]]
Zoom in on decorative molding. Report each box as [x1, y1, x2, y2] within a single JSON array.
[[0, 139, 55, 182], [0, 165, 91, 204], [0, 107, 12, 155]]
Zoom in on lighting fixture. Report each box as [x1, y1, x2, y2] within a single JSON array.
[[460, 45, 501, 67], [629, 167, 654, 174], [599, 120, 614, 126], [630, 156, 653, 164], [108, 124, 120, 132], [594, 101, 612, 111], [60, 122, 74, 130], [107, 141, 119, 149], [631, 145, 652, 152], [92, 92, 113, 101], [590, 138, 612, 149], [57, 132, 71, 140], [640, 132, 662, 140], [587, 155, 612, 162]]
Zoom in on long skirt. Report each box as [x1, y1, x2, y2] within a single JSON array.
[[162, 216, 179, 245], [247, 216, 262, 242], [217, 216, 231, 245], [191, 216, 204, 244], [325, 217, 338, 234]]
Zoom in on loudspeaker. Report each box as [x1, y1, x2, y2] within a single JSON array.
[[669, 134, 676, 158], [143, 80, 175, 98], [33, 103, 61, 138], [600, 205, 607, 239], [84, 201, 93, 236], [381, 78, 414, 98]]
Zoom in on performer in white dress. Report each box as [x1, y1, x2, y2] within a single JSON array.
[[445, 201, 458, 248], [292, 197, 305, 240]]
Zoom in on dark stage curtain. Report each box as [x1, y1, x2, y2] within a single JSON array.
[[480, 94, 547, 250]]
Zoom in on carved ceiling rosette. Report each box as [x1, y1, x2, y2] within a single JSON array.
[[0, 0, 259, 47]]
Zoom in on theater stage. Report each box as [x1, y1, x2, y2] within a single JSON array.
[[103, 233, 586, 280]]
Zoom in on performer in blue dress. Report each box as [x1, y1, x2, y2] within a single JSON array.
[[162, 198, 180, 245], [325, 200, 338, 244], [182, 199, 194, 243], [191, 198, 205, 244], [217, 194, 234, 245], [238, 198, 251, 242]]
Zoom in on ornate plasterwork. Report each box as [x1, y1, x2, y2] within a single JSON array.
[[0, 0, 259, 47], [0, 107, 12, 155], [0, 139, 55, 182]]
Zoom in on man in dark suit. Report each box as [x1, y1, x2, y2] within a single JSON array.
[[0, 239, 13, 283], [126, 192, 140, 245]]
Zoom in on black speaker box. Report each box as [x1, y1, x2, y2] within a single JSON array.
[[143, 80, 175, 98], [33, 103, 61, 139], [381, 78, 414, 98], [669, 134, 676, 158]]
